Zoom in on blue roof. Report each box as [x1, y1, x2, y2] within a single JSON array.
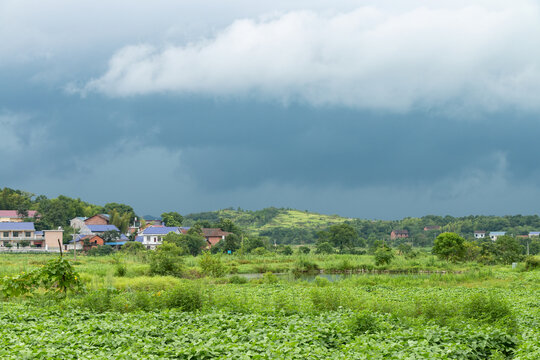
[[105, 241, 127, 246], [87, 225, 119, 232], [529, 231, 540, 235], [0, 222, 35, 231], [120, 234, 129, 240], [142, 226, 179, 235], [135, 236, 144, 243], [35, 231, 44, 236], [490, 231, 506, 236]]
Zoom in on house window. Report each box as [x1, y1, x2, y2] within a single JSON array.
[[13, 232, 19, 237], [2, 232, 8, 237], [25, 232, 31, 237]]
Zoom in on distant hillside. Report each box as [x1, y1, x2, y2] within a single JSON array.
[[183, 207, 348, 244]]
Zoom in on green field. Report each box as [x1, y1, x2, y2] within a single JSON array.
[[0, 253, 538, 359]]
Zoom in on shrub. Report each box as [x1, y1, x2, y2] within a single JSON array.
[[314, 276, 331, 287], [121, 241, 145, 254], [251, 247, 267, 256], [349, 311, 379, 335], [315, 242, 334, 254], [524, 256, 540, 270], [310, 287, 342, 311], [228, 275, 248, 284], [149, 242, 184, 277], [462, 293, 517, 333], [294, 258, 320, 273], [114, 263, 127, 277], [281, 245, 293, 255], [163, 283, 203, 311], [199, 251, 227, 277], [262, 272, 279, 284], [88, 245, 114, 256], [298, 246, 311, 254]]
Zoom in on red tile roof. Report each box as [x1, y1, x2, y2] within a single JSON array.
[[0, 210, 39, 218]]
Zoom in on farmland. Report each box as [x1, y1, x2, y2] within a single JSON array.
[[0, 253, 538, 359]]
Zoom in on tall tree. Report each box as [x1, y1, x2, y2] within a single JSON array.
[[161, 212, 183, 227]]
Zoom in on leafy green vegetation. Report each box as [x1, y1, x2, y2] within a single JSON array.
[[0, 252, 538, 358]]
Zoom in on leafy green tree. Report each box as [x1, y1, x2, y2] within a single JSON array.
[[217, 218, 242, 234], [103, 202, 135, 221], [319, 223, 359, 253], [374, 245, 394, 265], [432, 232, 466, 262], [161, 212, 183, 227], [109, 210, 130, 234], [163, 232, 206, 257], [315, 242, 334, 254], [243, 237, 267, 253], [494, 235, 523, 264]]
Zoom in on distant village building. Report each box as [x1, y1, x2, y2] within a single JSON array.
[[201, 228, 232, 247], [489, 231, 506, 241], [474, 231, 486, 239], [0, 210, 39, 222], [84, 214, 110, 225], [528, 231, 540, 238], [0, 222, 41, 248], [390, 230, 409, 240], [423, 226, 441, 231], [139, 226, 180, 250], [70, 217, 87, 230]]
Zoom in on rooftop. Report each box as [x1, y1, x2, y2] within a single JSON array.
[[0, 210, 39, 218], [86, 224, 120, 232], [0, 222, 35, 231], [142, 226, 180, 235]]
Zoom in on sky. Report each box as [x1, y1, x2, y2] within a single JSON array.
[[2, 0, 540, 219]]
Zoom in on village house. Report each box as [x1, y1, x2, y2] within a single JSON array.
[[390, 230, 409, 240], [423, 225, 441, 231], [0, 222, 41, 248], [528, 231, 540, 238], [489, 231, 506, 241], [201, 228, 232, 247], [67, 234, 105, 251], [474, 231, 486, 239], [0, 210, 39, 222], [70, 217, 87, 230], [84, 214, 110, 225], [138, 226, 180, 250]]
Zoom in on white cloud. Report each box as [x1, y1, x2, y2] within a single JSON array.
[[84, 2, 540, 111]]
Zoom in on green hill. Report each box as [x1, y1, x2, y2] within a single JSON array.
[[183, 207, 348, 244]]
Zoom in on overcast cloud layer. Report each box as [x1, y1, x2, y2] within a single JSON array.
[[85, 3, 540, 111], [1, 0, 540, 219]]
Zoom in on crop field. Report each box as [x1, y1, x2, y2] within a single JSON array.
[[0, 253, 538, 359]]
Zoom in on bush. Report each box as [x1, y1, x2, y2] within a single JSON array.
[[163, 283, 203, 311], [114, 263, 127, 277], [199, 251, 227, 277], [310, 287, 343, 311], [462, 293, 517, 333], [228, 275, 248, 284], [524, 256, 540, 270], [298, 246, 311, 254], [294, 258, 320, 273], [251, 247, 267, 256], [349, 311, 379, 334], [121, 241, 145, 254], [262, 272, 279, 284], [149, 243, 184, 277], [88, 245, 114, 256], [315, 242, 334, 254], [314, 276, 331, 287]]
